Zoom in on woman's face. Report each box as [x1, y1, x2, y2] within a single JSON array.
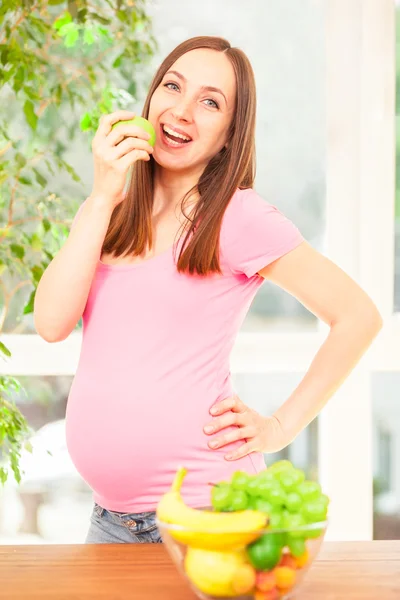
[[148, 48, 236, 175]]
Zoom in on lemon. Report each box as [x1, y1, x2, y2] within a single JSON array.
[[184, 547, 256, 597]]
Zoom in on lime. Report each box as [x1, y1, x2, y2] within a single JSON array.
[[247, 534, 283, 570]]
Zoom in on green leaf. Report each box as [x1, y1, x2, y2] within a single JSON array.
[[13, 65, 25, 93], [24, 441, 33, 453], [31, 265, 43, 283], [116, 10, 127, 23], [112, 53, 124, 69], [0, 261, 6, 276], [53, 11, 72, 30], [15, 153, 27, 168], [54, 83, 63, 105], [31, 233, 43, 252], [0, 469, 7, 486], [0, 47, 9, 65], [58, 22, 75, 38], [19, 176, 32, 185], [83, 26, 95, 46], [45, 160, 55, 177], [64, 28, 80, 48], [77, 8, 88, 22], [48, 0, 67, 5], [42, 218, 51, 233], [44, 250, 54, 262], [0, 342, 11, 358], [10, 244, 25, 259], [23, 290, 35, 316], [63, 161, 81, 182], [23, 100, 38, 130], [33, 168, 47, 187], [80, 112, 92, 131]]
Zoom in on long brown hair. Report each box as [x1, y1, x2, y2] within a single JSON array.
[[102, 36, 257, 276]]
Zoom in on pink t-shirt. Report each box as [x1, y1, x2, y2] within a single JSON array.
[[66, 188, 304, 512]]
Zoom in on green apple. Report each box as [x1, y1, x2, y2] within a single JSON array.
[[111, 116, 156, 147]]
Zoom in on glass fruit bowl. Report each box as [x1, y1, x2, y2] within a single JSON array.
[[156, 517, 328, 600]]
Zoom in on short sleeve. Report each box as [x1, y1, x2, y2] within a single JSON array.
[[221, 189, 305, 278]]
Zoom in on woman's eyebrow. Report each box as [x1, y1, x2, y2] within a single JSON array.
[[164, 70, 227, 105]]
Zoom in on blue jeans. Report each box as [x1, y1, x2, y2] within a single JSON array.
[[85, 503, 162, 544]]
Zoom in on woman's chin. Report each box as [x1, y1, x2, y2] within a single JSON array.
[[154, 154, 199, 173]]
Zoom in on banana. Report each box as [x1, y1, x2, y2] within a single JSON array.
[[156, 467, 268, 550]]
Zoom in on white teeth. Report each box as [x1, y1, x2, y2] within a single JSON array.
[[162, 125, 191, 142]]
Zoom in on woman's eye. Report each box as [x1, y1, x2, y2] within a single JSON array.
[[204, 99, 219, 109], [163, 82, 219, 109], [164, 82, 179, 91]]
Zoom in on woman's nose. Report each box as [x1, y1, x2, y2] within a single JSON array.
[[171, 99, 193, 122]]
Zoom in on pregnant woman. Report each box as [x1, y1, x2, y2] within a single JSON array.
[[34, 36, 382, 543]]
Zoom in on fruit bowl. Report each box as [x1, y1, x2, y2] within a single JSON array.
[[156, 463, 329, 600], [157, 517, 327, 600]]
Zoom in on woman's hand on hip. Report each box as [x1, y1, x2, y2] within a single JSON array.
[[204, 395, 288, 461]]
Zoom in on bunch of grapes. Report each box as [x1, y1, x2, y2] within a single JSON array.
[[211, 460, 329, 570]]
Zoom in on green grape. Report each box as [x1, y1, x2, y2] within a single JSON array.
[[229, 490, 249, 511], [268, 460, 294, 475], [301, 499, 327, 524], [231, 471, 251, 491], [247, 496, 259, 510], [256, 479, 278, 499], [211, 484, 233, 511], [285, 492, 302, 513], [279, 472, 298, 492], [291, 468, 306, 487], [297, 480, 322, 502], [257, 469, 276, 482], [253, 498, 274, 514], [320, 493, 330, 508], [269, 510, 284, 529], [283, 512, 307, 539], [288, 536, 306, 557], [246, 476, 262, 497], [267, 485, 287, 507]]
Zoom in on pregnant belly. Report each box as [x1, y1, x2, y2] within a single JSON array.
[[65, 379, 266, 512]]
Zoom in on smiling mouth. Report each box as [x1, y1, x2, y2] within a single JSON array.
[[160, 124, 193, 148]]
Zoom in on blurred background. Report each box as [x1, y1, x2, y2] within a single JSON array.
[[0, 0, 398, 543]]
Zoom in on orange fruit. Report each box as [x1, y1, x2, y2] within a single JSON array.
[[294, 549, 310, 569], [256, 570, 276, 592], [232, 563, 256, 595], [274, 566, 296, 590], [254, 588, 280, 600], [279, 553, 297, 569]]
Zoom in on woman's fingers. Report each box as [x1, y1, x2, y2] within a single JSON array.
[[110, 137, 154, 160], [204, 410, 241, 435], [208, 425, 255, 449], [96, 110, 136, 138], [118, 148, 152, 170]]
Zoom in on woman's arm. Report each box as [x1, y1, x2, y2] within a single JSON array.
[[258, 241, 383, 442], [34, 197, 114, 343]]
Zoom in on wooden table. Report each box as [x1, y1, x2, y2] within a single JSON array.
[[0, 541, 399, 599]]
